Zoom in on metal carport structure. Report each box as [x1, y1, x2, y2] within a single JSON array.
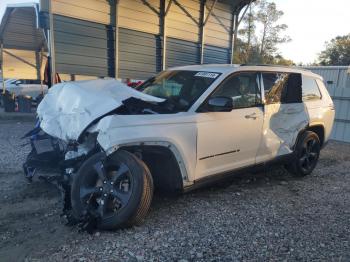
[[1, 0, 254, 84], [0, 3, 47, 93]]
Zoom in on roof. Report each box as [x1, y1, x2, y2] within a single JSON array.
[[227, 0, 256, 12], [304, 66, 350, 70], [170, 64, 323, 79], [0, 3, 47, 51]]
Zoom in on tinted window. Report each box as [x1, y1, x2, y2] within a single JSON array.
[[302, 76, 322, 101], [211, 72, 261, 109], [139, 70, 220, 111]]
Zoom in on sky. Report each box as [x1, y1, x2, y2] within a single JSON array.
[[0, 0, 349, 64], [274, 0, 349, 64]]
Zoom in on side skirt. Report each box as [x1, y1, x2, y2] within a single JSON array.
[[183, 153, 295, 193]]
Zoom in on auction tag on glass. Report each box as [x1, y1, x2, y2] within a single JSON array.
[[195, 72, 220, 79]]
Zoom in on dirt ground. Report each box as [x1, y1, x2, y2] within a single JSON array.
[[0, 120, 349, 261]]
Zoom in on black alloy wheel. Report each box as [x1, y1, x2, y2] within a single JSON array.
[[299, 137, 319, 173], [78, 158, 133, 219], [71, 150, 154, 230], [286, 131, 321, 176]]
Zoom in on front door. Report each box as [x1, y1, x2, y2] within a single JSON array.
[[195, 71, 264, 179]]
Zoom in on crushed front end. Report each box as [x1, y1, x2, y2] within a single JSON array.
[[22, 79, 165, 230]]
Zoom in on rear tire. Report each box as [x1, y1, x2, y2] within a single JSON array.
[[71, 150, 153, 230], [286, 131, 321, 176]]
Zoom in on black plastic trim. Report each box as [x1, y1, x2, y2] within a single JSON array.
[[199, 149, 240, 160], [183, 153, 294, 193]]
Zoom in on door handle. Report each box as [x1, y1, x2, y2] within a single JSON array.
[[245, 113, 258, 119], [283, 108, 300, 114]]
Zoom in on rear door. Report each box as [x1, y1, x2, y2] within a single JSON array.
[[256, 72, 309, 163]]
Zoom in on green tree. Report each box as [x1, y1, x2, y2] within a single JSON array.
[[238, 4, 257, 63], [318, 34, 350, 65], [274, 54, 294, 66], [255, 0, 290, 60], [235, 0, 292, 65]]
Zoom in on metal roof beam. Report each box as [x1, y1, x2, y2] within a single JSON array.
[[172, 0, 200, 26], [203, 0, 217, 26], [165, 0, 173, 16], [140, 0, 160, 16], [3, 49, 37, 69]]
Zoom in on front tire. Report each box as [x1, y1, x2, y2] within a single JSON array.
[[71, 150, 153, 230], [286, 131, 321, 176]]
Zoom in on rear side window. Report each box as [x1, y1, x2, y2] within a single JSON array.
[[262, 72, 302, 104], [263, 72, 289, 103], [302, 76, 322, 101]]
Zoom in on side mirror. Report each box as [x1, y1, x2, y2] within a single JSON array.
[[15, 80, 21, 86], [207, 96, 233, 112]]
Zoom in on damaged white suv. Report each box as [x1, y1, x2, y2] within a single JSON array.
[[23, 65, 335, 230]]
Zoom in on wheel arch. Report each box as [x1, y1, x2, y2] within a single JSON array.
[[293, 124, 325, 150], [307, 124, 325, 147], [114, 142, 190, 193]]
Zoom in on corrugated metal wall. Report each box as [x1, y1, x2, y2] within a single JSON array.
[[118, 0, 160, 35], [204, 0, 232, 48], [53, 15, 115, 76], [38, 0, 239, 80], [166, 0, 201, 43], [40, 0, 114, 78], [0, 5, 45, 80], [203, 44, 230, 64], [118, 0, 160, 79], [118, 28, 159, 79], [43, 0, 112, 25], [305, 66, 350, 89], [327, 87, 350, 143], [305, 66, 350, 143], [2, 49, 38, 79], [1, 7, 44, 51], [167, 38, 199, 68]]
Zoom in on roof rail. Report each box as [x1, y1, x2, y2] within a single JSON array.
[[240, 64, 314, 71], [240, 64, 295, 68]]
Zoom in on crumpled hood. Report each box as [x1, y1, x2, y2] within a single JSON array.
[[37, 79, 163, 141]]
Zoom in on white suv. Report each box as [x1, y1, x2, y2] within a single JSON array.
[[24, 65, 335, 230]]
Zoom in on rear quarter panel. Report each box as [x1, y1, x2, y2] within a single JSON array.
[[305, 79, 335, 143]]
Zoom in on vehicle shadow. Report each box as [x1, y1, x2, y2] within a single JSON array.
[[151, 165, 300, 210], [150, 145, 343, 215]]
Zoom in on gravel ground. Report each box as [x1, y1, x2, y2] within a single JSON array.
[[0, 120, 349, 261]]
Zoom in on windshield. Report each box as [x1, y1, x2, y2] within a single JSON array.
[[138, 70, 221, 111]]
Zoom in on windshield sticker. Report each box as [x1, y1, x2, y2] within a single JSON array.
[[195, 72, 220, 79]]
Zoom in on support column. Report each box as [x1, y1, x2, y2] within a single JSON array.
[[199, 0, 216, 64], [1, 42, 5, 94], [114, 0, 119, 79], [199, 0, 205, 64], [230, 12, 238, 64], [160, 0, 167, 70], [160, 0, 165, 70], [35, 51, 41, 81], [160, 0, 173, 71], [39, 48, 44, 94], [48, 0, 56, 85]]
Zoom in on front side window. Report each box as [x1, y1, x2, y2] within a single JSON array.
[[138, 70, 220, 111], [210, 72, 261, 109], [302, 76, 322, 101]]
